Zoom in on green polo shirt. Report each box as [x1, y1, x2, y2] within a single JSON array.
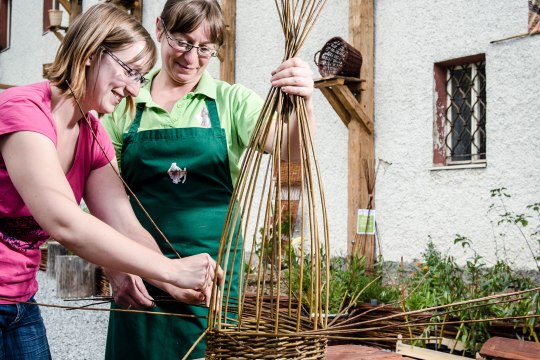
[[101, 69, 264, 184]]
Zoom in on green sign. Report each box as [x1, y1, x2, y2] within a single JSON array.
[[357, 209, 376, 235]]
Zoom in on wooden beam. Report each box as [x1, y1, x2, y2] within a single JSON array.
[[57, 0, 82, 24], [57, 0, 71, 12], [315, 77, 370, 129], [318, 88, 351, 127], [68, 0, 81, 24], [331, 85, 373, 134], [133, 0, 142, 22], [219, 0, 236, 84], [348, 0, 375, 268]]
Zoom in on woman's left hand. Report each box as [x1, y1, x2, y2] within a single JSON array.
[[271, 57, 314, 99]]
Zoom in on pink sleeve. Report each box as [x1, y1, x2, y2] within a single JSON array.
[[0, 95, 56, 142]]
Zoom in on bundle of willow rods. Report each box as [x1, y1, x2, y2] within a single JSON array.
[[314, 286, 540, 350], [205, 1, 329, 359]]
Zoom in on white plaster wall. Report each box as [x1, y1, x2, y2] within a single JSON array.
[[2, 1, 537, 269], [374, 0, 540, 269], [0, 0, 61, 83]]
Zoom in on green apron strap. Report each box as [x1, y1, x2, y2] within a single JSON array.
[[205, 98, 220, 129], [127, 103, 146, 134]]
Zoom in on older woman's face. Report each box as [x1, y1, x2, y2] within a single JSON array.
[[157, 19, 216, 87]]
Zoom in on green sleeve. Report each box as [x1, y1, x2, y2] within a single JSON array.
[[229, 84, 264, 150], [100, 101, 130, 173]]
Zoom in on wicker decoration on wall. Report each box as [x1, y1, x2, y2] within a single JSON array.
[[203, 1, 330, 359], [314, 36, 362, 77]]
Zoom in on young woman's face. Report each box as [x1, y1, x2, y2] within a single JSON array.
[[157, 19, 217, 87], [85, 41, 148, 114]]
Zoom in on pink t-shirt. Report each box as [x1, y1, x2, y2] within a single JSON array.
[[0, 81, 115, 303]]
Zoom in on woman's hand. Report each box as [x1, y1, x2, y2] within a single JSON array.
[[170, 253, 223, 307], [265, 57, 316, 161], [106, 271, 155, 309], [271, 57, 314, 100]]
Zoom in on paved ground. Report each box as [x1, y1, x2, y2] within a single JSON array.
[[36, 270, 109, 360]]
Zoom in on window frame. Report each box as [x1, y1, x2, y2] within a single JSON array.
[[43, 0, 53, 33], [0, 0, 10, 52], [433, 54, 487, 167]]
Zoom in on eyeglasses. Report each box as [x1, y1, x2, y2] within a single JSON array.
[[101, 47, 149, 86], [160, 18, 218, 58]]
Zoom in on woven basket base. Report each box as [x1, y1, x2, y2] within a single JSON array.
[[207, 317, 327, 360], [207, 331, 326, 359]]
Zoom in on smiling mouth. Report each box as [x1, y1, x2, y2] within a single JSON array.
[[112, 91, 123, 103], [175, 61, 199, 71]]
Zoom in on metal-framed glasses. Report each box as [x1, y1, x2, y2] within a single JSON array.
[[101, 47, 149, 86], [160, 18, 218, 58]]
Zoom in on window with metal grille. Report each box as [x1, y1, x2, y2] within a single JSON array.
[[433, 54, 486, 166]]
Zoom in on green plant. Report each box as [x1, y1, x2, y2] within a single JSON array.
[[488, 187, 540, 270], [286, 254, 399, 314], [255, 208, 293, 267], [400, 236, 539, 356]]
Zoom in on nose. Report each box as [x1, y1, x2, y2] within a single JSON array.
[[183, 46, 199, 62], [125, 81, 141, 97]]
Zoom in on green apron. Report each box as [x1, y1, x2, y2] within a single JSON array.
[[105, 99, 241, 360]]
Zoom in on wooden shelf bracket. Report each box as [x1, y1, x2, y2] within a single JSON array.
[[315, 76, 372, 134]]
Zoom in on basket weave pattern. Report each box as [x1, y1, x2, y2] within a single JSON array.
[[314, 36, 362, 77], [207, 296, 327, 359], [207, 320, 327, 359]]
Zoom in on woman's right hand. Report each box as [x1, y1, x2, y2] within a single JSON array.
[[170, 253, 223, 307]]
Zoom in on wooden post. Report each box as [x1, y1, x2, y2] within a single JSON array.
[[55, 255, 96, 299], [68, 0, 81, 24], [219, 0, 236, 84], [46, 240, 69, 278], [39, 244, 48, 271], [349, 0, 375, 268], [57, 0, 82, 24], [95, 266, 111, 297]]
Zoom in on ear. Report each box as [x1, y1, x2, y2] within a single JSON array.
[[156, 16, 164, 42], [85, 54, 93, 66]]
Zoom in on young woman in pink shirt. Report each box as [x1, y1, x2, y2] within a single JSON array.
[[0, 4, 222, 359]]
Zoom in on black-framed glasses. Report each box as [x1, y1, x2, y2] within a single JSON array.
[[100, 47, 149, 86], [160, 18, 218, 58]]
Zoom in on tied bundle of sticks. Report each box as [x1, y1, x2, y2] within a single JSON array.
[[204, 1, 330, 359]]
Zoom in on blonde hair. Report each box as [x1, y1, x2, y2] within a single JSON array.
[[47, 3, 157, 110], [160, 0, 225, 46]]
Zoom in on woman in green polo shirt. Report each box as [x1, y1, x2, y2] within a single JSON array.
[[101, 0, 314, 359]]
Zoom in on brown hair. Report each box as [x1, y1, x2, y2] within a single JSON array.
[[47, 3, 157, 107], [160, 0, 225, 46]]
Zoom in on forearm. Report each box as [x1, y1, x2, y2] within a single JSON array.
[[1, 132, 208, 291], [50, 208, 177, 285], [264, 56, 315, 161], [264, 96, 315, 162], [283, 96, 314, 161]]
